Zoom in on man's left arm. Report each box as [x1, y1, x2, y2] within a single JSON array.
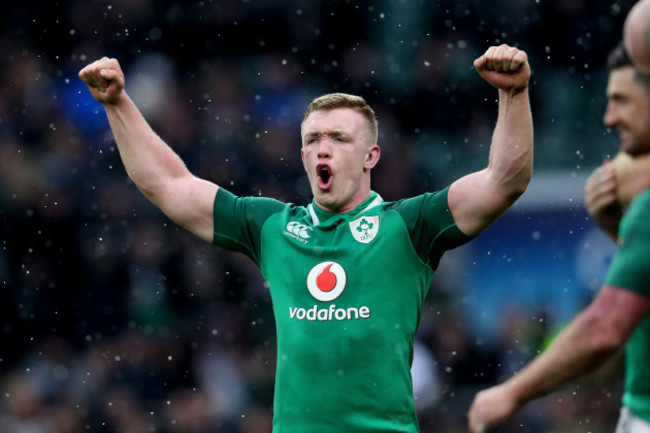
[[448, 45, 533, 236], [468, 182, 650, 432], [467, 284, 650, 433]]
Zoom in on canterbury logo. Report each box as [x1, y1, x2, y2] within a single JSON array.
[[286, 222, 313, 239]]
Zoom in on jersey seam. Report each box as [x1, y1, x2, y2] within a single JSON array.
[[390, 208, 433, 270], [427, 222, 462, 262], [431, 222, 460, 245], [213, 232, 260, 265]]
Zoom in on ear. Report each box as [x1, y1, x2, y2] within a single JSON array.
[[364, 145, 381, 170], [301, 147, 307, 170]]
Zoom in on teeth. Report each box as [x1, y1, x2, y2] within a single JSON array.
[[319, 167, 330, 182]]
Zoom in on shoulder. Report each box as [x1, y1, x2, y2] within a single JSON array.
[[626, 188, 650, 213], [216, 188, 291, 214], [605, 189, 650, 296], [388, 188, 451, 214], [621, 189, 650, 235]]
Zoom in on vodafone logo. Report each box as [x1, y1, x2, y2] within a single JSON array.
[[306, 261, 346, 302], [293, 262, 369, 321]]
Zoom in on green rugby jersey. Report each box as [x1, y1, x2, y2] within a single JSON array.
[[213, 187, 471, 432], [605, 188, 650, 423]]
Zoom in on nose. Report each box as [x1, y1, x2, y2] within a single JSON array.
[[318, 136, 332, 158], [603, 102, 618, 128]]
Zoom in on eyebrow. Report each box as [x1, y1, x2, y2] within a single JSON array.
[[303, 132, 321, 142], [303, 129, 347, 137]]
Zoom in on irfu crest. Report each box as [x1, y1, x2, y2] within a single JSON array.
[[349, 216, 379, 244]]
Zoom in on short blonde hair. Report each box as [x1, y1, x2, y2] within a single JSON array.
[[301, 93, 379, 144]]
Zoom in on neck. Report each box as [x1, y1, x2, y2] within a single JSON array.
[[315, 190, 373, 214]]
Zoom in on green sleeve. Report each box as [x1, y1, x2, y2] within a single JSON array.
[[392, 186, 473, 268], [212, 188, 287, 266], [604, 189, 650, 298]]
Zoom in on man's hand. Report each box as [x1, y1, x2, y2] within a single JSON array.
[[78, 57, 125, 105], [585, 160, 623, 241], [468, 385, 520, 433], [613, 151, 650, 205], [474, 44, 531, 94]]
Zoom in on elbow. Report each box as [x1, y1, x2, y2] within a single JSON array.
[[594, 330, 625, 356], [128, 169, 181, 208], [135, 180, 170, 209], [580, 307, 627, 356], [500, 172, 531, 205], [513, 159, 534, 195], [491, 158, 533, 203], [509, 175, 530, 200]]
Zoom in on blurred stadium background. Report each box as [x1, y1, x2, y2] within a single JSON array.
[[0, 1, 635, 431]]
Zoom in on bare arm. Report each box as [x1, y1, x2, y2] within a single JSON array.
[[448, 45, 533, 236], [468, 285, 650, 432], [79, 58, 218, 243]]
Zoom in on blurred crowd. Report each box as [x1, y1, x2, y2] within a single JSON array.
[[0, 0, 637, 432]]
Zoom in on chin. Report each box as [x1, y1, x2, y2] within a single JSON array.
[[318, 196, 346, 212], [313, 192, 333, 206], [621, 143, 645, 157]]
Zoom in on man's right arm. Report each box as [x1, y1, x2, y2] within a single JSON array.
[[79, 57, 218, 243]]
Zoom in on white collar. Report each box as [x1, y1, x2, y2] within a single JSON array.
[[307, 193, 384, 226]]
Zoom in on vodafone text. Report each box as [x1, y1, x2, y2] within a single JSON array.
[[289, 304, 371, 321]]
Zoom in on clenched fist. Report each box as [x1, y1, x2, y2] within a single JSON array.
[[474, 44, 531, 94], [78, 57, 125, 105]]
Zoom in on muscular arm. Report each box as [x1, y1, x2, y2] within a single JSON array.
[[449, 45, 533, 236], [79, 58, 218, 243], [468, 285, 650, 432]]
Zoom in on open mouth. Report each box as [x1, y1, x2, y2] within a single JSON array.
[[317, 165, 332, 189], [319, 166, 331, 183]]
